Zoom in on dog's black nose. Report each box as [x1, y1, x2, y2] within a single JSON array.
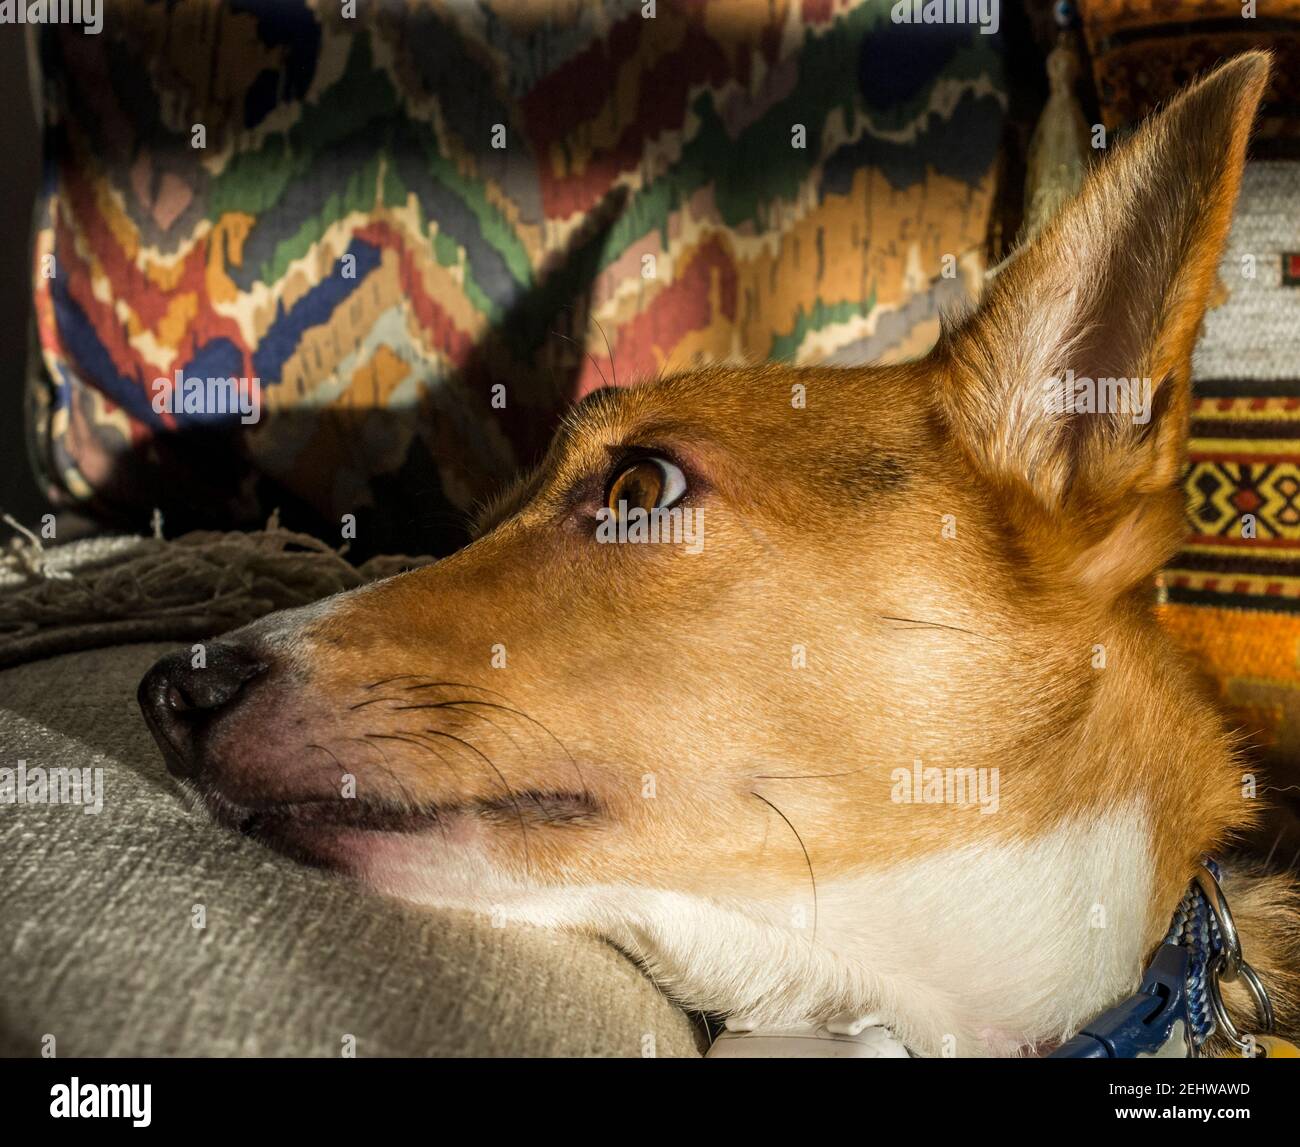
[[138, 643, 267, 779]]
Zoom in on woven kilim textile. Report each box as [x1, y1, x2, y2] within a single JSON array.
[[1157, 161, 1300, 786], [28, 0, 1006, 556], [1077, 0, 1300, 148]]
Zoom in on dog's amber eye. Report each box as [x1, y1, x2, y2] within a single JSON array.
[[606, 457, 686, 514]]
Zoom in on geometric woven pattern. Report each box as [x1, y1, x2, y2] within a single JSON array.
[[1078, 4, 1300, 793], [1078, 0, 1300, 770], [1189, 456, 1300, 541], [1157, 161, 1300, 781]]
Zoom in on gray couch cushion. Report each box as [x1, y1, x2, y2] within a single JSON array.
[[0, 643, 702, 1057]]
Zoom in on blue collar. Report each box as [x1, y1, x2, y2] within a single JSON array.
[[1049, 859, 1274, 1058]]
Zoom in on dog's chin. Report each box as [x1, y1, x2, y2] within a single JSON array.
[[184, 782, 601, 877], [239, 803, 449, 872]]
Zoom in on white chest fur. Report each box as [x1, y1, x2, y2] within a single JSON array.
[[366, 807, 1155, 1056]]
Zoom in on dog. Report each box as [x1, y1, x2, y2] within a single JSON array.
[[140, 52, 1300, 1057]]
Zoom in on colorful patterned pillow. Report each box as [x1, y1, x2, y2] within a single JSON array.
[[29, 0, 1006, 557]]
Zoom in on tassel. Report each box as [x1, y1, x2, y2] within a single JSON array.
[[1023, 31, 1093, 242], [986, 8, 1093, 283]]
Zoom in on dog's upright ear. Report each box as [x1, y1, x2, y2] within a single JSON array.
[[941, 53, 1270, 596]]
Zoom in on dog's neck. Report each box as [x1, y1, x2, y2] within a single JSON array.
[[607, 636, 1241, 1055]]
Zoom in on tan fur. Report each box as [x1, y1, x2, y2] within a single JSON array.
[[165, 54, 1299, 1051]]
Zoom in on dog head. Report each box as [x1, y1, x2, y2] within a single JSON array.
[[141, 55, 1272, 1053]]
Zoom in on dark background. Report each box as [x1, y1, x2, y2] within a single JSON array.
[[0, 30, 46, 527]]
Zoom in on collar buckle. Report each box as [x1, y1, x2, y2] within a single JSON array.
[[1194, 863, 1275, 1054], [1051, 858, 1276, 1057]]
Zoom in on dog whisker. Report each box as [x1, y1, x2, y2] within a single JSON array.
[[753, 769, 866, 780], [361, 674, 428, 691], [421, 725, 553, 830], [588, 313, 619, 390], [347, 737, 426, 813], [375, 726, 537, 877], [1264, 827, 1285, 870], [751, 790, 818, 949], [878, 614, 1005, 644], [304, 742, 350, 781], [392, 700, 534, 763], [549, 326, 611, 391], [446, 700, 591, 806], [362, 731, 466, 793], [399, 679, 502, 694], [355, 735, 452, 847], [379, 685, 592, 807]]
